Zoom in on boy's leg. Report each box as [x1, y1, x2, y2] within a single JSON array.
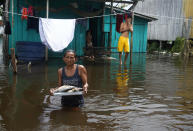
[[124, 52, 129, 65], [119, 52, 122, 65]]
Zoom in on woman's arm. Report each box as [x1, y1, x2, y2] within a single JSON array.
[[79, 65, 88, 93]]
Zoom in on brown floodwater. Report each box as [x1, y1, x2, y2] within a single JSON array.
[[0, 40, 193, 130]]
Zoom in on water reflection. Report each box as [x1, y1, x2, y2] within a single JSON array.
[[0, 49, 193, 130], [0, 39, 14, 131], [175, 57, 193, 113], [114, 65, 129, 97], [49, 108, 88, 125]]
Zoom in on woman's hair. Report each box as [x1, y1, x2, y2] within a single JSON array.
[[63, 49, 76, 57]]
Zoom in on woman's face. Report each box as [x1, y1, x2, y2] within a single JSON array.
[[63, 52, 76, 66]]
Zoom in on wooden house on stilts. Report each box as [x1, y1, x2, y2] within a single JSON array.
[[135, 0, 193, 48], [2, 0, 156, 62]]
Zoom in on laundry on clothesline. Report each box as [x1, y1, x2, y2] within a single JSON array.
[[27, 6, 39, 32], [39, 18, 76, 52], [4, 21, 11, 35], [21, 7, 28, 20]]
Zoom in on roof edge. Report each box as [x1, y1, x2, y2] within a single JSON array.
[[105, 5, 157, 21]]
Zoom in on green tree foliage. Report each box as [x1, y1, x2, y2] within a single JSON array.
[[171, 37, 185, 53], [148, 41, 159, 53]]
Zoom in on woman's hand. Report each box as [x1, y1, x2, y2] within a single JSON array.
[[83, 83, 88, 94], [49, 88, 56, 95], [79, 65, 88, 94]]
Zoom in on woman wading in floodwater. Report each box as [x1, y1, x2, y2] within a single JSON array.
[[50, 50, 88, 107]]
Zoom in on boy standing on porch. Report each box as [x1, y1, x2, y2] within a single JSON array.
[[85, 30, 95, 60], [117, 15, 133, 65]]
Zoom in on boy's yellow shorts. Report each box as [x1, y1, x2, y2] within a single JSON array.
[[117, 36, 130, 53]]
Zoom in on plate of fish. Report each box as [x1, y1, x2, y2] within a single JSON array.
[[53, 85, 83, 96]]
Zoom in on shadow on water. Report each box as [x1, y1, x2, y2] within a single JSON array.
[[0, 46, 193, 130]]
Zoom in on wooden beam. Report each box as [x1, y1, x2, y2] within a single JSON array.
[[108, 0, 113, 54], [101, 2, 105, 47], [86, 0, 134, 4], [3, 0, 9, 60], [128, 1, 138, 10], [11, 48, 17, 73], [129, 1, 138, 65], [45, 0, 49, 62], [130, 12, 134, 64]]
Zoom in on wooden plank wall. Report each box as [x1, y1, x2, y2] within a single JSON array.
[[8, 0, 96, 57], [183, 0, 193, 39]]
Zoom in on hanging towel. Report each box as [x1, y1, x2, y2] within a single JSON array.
[[116, 14, 123, 33], [27, 7, 39, 32], [28, 6, 34, 16], [39, 18, 76, 52], [21, 7, 28, 20], [4, 21, 11, 34], [27, 17, 39, 32], [125, 13, 128, 21]]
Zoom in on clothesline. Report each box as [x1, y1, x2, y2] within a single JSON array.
[[2, 10, 193, 21], [2, 10, 132, 20]]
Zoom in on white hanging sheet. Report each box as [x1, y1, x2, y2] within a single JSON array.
[[39, 18, 76, 52]]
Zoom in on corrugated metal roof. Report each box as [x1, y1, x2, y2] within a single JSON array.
[[106, 5, 157, 21], [134, 12, 158, 21]]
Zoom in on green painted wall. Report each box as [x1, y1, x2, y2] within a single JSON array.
[[9, 0, 45, 53], [8, 0, 149, 60]]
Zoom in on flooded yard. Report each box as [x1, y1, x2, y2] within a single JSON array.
[[0, 41, 193, 130]]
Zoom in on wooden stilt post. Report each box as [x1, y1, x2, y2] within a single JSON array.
[[101, 2, 105, 48], [159, 41, 162, 51], [3, 0, 10, 62], [130, 11, 134, 64], [129, 1, 139, 64], [11, 48, 17, 73], [108, 0, 113, 56], [45, 0, 49, 61]]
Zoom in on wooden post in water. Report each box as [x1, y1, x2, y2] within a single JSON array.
[[130, 11, 134, 64], [159, 41, 162, 51], [3, 0, 10, 61], [101, 2, 105, 48], [108, 0, 113, 56], [45, 0, 49, 61], [10, 48, 17, 73], [129, 1, 139, 64]]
